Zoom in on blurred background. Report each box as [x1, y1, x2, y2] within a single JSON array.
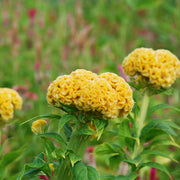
[[0, 0, 180, 179]]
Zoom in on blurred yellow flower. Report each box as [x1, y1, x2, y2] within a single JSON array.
[[32, 119, 47, 135], [0, 88, 23, 121], [49, 163, 54, 171], [122, 48, 180, 88], [47, 69, 134, 119]]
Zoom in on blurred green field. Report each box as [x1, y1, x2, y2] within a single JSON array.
[[0, 0, 180, 179]]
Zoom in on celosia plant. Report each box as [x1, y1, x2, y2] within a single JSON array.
[[122, 48, 180, 88], [0, 88, 22, 122], [18, 55, 180, 180]]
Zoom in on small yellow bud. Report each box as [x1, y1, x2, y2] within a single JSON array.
[[31, 119, 47, 135], [49, 163, 54, 171]]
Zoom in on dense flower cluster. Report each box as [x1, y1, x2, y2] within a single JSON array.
[[47, 69, 134, 119], [0, 88, 22, 121], [32, 119, 47, 135], [122, 48, 180, 88]]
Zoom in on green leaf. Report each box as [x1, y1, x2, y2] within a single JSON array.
[[72, 162, 100, 180], [44, 139, 56, 159], [149, 139, 180, 149], [59, 114, 76, 132], [101, 173, 139, 180], [94, 119, 108, 140], [95, 143, 119, 155], [69, 153, 82, 167], [148, 104, 180, 117], [0, 148, 23, 167], [140, 119, 177, 141], [138, 162, 171, 177], [77, 125, 95, 135], [16, 153, 50, 180], [21, 114, 62, 125], [123, 157, 141, 168], [38, 132, 67, 150], [64, 123, 73, 142], [109, 155, 122, 169], [0, 140, 6, 157], [54, 148, 66, 159], [141, 150, 177, 162], [58, 101, 79, 113], [137, 0, 161, 9], [118, 120, 137, 150]]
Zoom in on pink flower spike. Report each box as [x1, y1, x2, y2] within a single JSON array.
[[86, 146, 94, 153], [137, 171, 141, 180], [118, 65, 129, 81], [39, 175, 49, 180], [28, 8, 37, 20], [150, 167, 159, 180], [13, 85, 28, 92], [129, 122, 133, 129], [34, 61, 41, 71], [24, 92, 38, 100]]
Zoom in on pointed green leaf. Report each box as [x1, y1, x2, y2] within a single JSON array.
[[69, 153, 82, 167], [59, 114, 76, 132], [138, 162, 170, 177], [72, 162, 100, 180], [64, 123, 73, 142], [0, 140, 6, 157], [148, 104, 180, 117], [141, 150, 177, 162], [0, 148, 23, 167], [94, 119, 108, 140], [58, 101, 79, 113], [141, 119, 177, 141], [38, 132, 66, 150], [21, 114, 61, 125], [77, 125, 95, 135]]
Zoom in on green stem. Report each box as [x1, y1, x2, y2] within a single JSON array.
[[132, 90, 150, 159], [137, 90, 150, 138], [57, 130, 89, 180]]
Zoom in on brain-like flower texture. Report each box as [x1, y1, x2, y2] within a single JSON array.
[[122, 48, 180, 88], [47, 69, 134, 119], [32, 119, 47, 135], [0, 88, 23, 121]]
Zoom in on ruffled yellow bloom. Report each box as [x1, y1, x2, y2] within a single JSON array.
[[0, 88, 23, 121], [122, 48, 180, 88], [31, 119, 47, 135], [47, 69, 134, 119]]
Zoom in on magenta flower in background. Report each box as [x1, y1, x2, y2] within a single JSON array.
[[118, 65, 129, 81], [34, 60, 41, 71], [150, 167, 159, 180], [28, 8, 37, 20], [39, 175, 49, 180], [24, 92, 38, 100]]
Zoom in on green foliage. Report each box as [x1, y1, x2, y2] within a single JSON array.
[[72, 161, 100, 180], [94, 119, 108, 140], [58, 114, 76, 132], [137, 162, 171, 178], [17, 153, 52, 180]]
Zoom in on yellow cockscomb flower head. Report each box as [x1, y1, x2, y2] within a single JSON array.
[[47, 69, 134, 119], [31, 119, 47, 135], [0, 88, 23, 121], [122, 48, 180, 88]]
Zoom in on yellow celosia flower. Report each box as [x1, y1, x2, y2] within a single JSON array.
[[122, 48, 180, 88], [47, 69, 134, 119], [31, 119, 47, 135], [0, 88, 23, 121]]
